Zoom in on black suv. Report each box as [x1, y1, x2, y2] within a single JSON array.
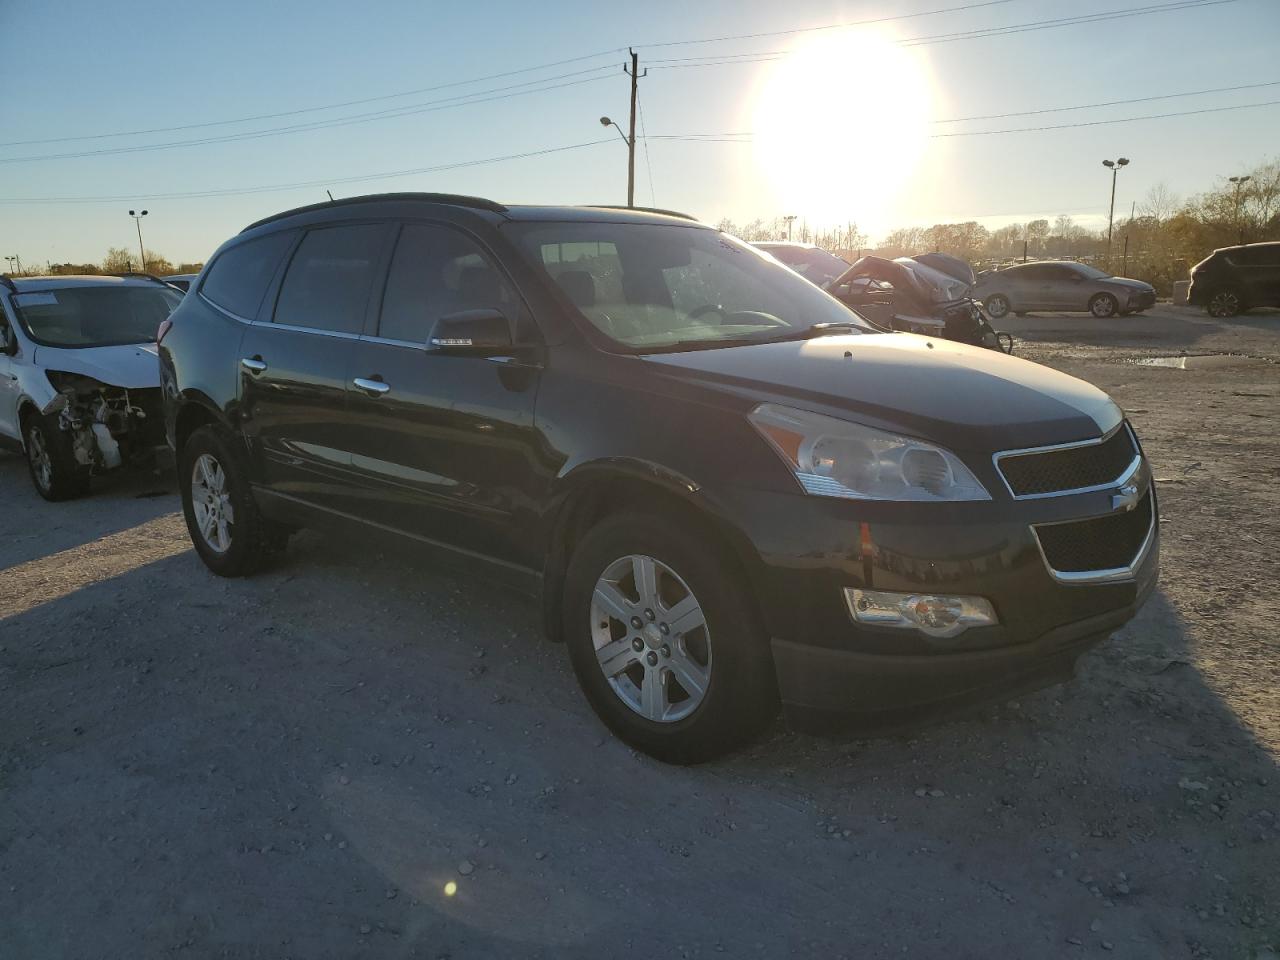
[[1188, 241, 1280, 317], [159, 193, 1158, 762]]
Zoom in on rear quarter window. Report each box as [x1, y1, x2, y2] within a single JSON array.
[[200, 231, 295, 319]]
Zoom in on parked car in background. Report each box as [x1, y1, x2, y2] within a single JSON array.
[[1187, 241, 1280, 317], [973, 261, 1155, 319], [163, 273, 199, 292], [0, 274, 180, 499], [753, 242, 850, 289], [160, 193, 1157, 763]]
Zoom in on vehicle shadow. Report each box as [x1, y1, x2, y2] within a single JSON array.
[[0, 450, 177, 572], [1003, 306, 1280, 355], [2, 522, 1276, 958]]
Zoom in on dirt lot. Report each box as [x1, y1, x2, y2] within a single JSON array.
[[1, 305, 1277, 959]]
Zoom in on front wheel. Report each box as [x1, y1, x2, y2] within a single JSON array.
[[563, 513, 777, 763], [1207, 289, 1243, 318], [984, 294, 1011, 319], [179, 425, 289, 576], [24, 413, 90, 502], [1089, 293, 1119, 318]]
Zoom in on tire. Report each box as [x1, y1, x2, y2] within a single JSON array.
[[179, 424, 289, 577], [562, 512, 777, 763], [23, 411, 90, 502], [1206, 289, 1243, 318], [984, 294, 1011, 319], [1089, 293, 1119, 318]]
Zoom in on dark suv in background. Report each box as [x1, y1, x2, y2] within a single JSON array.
[[1187, 241, 1280, 317], [159, 193, 1158, 762]]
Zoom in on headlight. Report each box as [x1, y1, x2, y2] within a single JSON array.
[[748, 403, 990, 501]]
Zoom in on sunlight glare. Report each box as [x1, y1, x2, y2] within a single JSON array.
[[752, 30, 933, 225]]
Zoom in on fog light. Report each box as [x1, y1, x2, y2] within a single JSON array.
[[844, 588, 997, 639]]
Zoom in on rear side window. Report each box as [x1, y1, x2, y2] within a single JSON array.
[[378, 224, 521, 343], [201, 232, 294, 319], [1232, 245, 1280, 266], [274, 224, 385, 334]]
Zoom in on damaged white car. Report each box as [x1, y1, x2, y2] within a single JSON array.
[[0, 275, 180, 500]]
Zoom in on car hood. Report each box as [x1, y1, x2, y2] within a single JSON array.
[[642, 333, 1122, 452], [1105, 276, 1155, 292], [33, 342, 161, 389]]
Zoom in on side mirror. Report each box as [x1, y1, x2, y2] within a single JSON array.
[[427, 308, 513, 355]]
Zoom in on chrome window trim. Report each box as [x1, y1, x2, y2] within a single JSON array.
[[198, 291, 254, 325], [247, 318, 362, 341], [993, 421, 1141, 500], [1030, 488, 1157, 584]]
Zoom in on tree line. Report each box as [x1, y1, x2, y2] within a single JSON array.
[[720, 157, 1280, 295], [6, 247, 203, 277]]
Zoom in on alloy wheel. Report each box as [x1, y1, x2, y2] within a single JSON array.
[[589, 554, 712, 723], [985, 295, 1010, 319], [1091, 295, 1117, 318], [27, 426, 52, 493], [191, 453, 235, 554], [1209, 291, 1240, 318]]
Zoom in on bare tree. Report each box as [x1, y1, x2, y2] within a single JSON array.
[[1139, 182, 1180, 223]]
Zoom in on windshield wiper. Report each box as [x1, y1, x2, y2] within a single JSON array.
[[760, 321, 866, 343]]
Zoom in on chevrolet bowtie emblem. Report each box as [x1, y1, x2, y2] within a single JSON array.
[[1111, 483, 1141, 512]]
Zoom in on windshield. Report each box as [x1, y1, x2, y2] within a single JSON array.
[[11, 285, 182, 348], [507, 222, 870, 351]]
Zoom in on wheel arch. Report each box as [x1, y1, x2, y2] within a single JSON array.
[[539, 459, 767, 645], [172, 390, 231, 455]]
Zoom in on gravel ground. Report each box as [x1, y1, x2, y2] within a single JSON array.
[[1, 305, 1277, 959]]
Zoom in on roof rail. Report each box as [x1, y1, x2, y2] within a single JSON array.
[[586, 205, 700, 222], [241, 192, 508, 232], [0, 274, 16, 292], [110, 272, 174, 286]]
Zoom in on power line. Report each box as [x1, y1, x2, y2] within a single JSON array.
[[635, 0, 1026, 48], [0, 140, 615, 205], [932, 98, 1280, 136], [936, 79, 1280, 122], [636, 87, 657, 206], [0, 71, 619, 165], [0, 48, 629, 148], [644, 97, 1280, 142]]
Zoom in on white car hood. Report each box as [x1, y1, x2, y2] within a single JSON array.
[[33, 342, 161, 389]]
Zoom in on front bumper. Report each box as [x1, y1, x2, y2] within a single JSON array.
[[715, 472, 1159, 730], [1126, 290, 1156, 312]]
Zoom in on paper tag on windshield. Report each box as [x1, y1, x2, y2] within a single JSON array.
[[14, 292, 58, 307]]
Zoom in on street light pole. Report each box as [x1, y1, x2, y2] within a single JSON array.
[[783, 215, 797, 241], [128, 209, 149, 273], [1229, 175, 1252, 245], [1102, 158, 1129, 269]]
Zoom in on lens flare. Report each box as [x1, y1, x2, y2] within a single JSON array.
[[752, 30, 933, 224]]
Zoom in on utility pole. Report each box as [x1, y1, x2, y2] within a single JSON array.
[[783, 215, 797, 240], [625, 49, 645, 209]]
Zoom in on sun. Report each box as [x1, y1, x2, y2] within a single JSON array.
[[752, 30, 933, 225]]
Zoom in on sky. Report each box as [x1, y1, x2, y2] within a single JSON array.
[[1, 0, 1278, 267]]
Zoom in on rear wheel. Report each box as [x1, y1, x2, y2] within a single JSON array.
[[563, 512, 777, 763], [984, 294, 1011, 319], [1089, 293, 1119, 318], [179, 425, 289, 576], [23, 412, 90, 502], [1206, 289, 1243, 318]]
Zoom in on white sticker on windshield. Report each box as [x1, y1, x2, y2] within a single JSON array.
[[14, 292, 58, 307]]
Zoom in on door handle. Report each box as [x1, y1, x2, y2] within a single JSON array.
[[353, 377, 391, 396], [241, 357, 268, 374]]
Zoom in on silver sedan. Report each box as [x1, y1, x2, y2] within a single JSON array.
[[973, 261, 1156, 319]]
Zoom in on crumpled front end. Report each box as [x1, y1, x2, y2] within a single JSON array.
[[40, 372, 166, 472]]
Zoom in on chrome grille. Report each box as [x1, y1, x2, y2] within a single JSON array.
[[997, 425, 1139, 498]]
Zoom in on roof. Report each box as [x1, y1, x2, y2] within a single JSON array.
[[1217, 240, 1280, 252], [8, 275, 172, 291], [753, 241, 822, 250], [241, 192, 706, 233]]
